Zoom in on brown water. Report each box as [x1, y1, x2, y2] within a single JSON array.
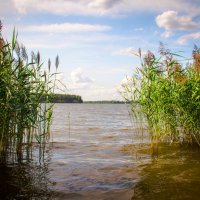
[[133, 144, 200, 200], [0, 104, 200, 200]]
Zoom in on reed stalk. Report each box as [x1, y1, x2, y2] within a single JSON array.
[[123, 44, 200, 146], [0, 22, 58, 162]]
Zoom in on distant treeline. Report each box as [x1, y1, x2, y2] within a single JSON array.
[[41, 95, 129, 104], [84, 100, 128, 104], [41, 94, 83, 103]]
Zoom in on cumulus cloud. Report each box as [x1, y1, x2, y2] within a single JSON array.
[[177, 32, 200, 45], [67, 67, 125, 100], [53, 70, 122, 101], [116, 76, 135, 100], [71, 68, 95, 86], [88, 0, 121, 9], [23, 23, 111, 33], [13, 0, 122, 16], [156, 10, 200, 37], [118, 75, 143, 101], [120, 76, 132, 86], [13, 0, 200, 16], [125, 0, 200, 15]]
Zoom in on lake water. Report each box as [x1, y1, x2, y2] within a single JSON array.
[[49, 103, 143, 200], [1, 104, 200, 200]]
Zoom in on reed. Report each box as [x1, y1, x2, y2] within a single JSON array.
[[0, 22, 58, 162], [123, 44, 200, 146]]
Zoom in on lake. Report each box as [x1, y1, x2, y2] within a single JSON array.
[[0, 104, 200, 199]]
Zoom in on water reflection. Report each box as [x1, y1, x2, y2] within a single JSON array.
[[132, 144, 200, 200], [0, 145, 53, 199]]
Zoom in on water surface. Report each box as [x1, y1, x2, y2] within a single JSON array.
[[1, 104, 200, 200], [49, 104, 141, 200]]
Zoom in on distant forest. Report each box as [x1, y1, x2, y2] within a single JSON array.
[[84, 100, 127, 104], [41, 94, 128, 104], [41, 94, 83, 103]]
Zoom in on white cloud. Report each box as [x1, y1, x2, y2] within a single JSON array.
[[69, 85, 122, 101], [13, 0, 122, 16], [17, 34, 79, 49], [88, 0, 121, 9], [113, 47, 137, 56], [118, 75, 142, 101], [16, 30, 138, 50], [116, 75, 136, 101], [95, 67, 131, 75], [120, 76, 132, 87], [13, 0, 200, 16], [177, 32, 200, 45], [53, 67, 131, 101], [66, 67, 125, 101], [23, 23, 111, 33], [71, 68, 95, 86], [119, 76, 136, 92], [55, 70, 129, 101], [113, 47, 146, 57], [125, 0, 200, 15], [0, 0, 16, 15], [134, 27, 144, 31], [156, 10, 200, 38]]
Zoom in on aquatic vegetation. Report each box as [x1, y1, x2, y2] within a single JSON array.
[[0, 22, 58, 162], [123, 44, 200, 146]]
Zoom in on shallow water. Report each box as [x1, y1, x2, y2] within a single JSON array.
[[49, 104, 141, 200], [1, 104, 200, 199], [133, 144, 200, 200]]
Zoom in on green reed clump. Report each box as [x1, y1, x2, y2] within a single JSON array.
[[123, 44, 200, 146], [0, 22, 58, 160]]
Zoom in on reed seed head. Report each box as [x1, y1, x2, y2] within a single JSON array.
[[192, 46, 200, 77], [144, 51, 155, 66], [0, 20, 2, 33]]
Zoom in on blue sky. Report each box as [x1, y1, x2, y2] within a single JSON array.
[[1, 0, 200, 100]]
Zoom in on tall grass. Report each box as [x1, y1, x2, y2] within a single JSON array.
[[123, 44, 200, 146], [0, 22, 58, 162]]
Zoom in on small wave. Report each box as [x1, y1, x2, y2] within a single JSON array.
[[86, 179, 138, 190]]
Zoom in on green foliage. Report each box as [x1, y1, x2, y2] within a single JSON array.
[[84, 100, 126, 104], [41, 94, 83, 103], [0, 23, 58, 161], [123, 44, 200, 146]]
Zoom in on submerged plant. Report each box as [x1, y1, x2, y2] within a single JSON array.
[[123, 44, 200, 146], [0, 22, 58, 162]]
